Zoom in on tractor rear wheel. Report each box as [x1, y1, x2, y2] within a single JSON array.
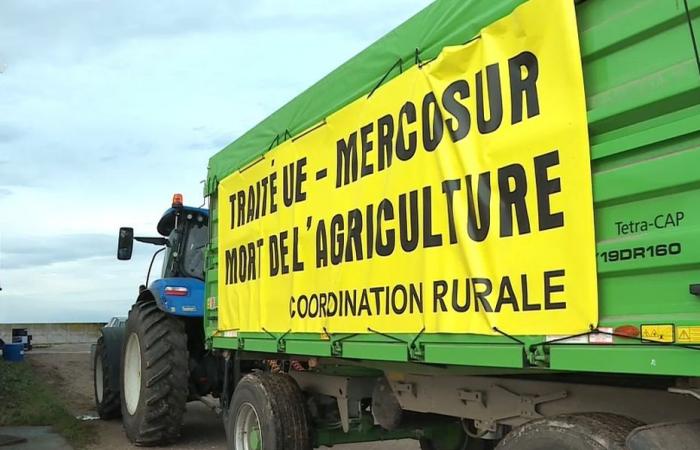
[[120, 301, 189, 446], [93, 336, 121, 419]]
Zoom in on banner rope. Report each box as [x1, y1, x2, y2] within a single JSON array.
[[368, 58, 403, 98]]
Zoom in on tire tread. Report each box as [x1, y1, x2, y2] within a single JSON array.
[[227, 371, 311, 450], [121, 301, 188, 446], [94, 336, 122, 420]]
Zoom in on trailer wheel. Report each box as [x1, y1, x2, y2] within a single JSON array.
[[120, 301, 188, 446], [495, 413, 643, 450], [226, 372, 310, 450], [93, 336, 121, 419]]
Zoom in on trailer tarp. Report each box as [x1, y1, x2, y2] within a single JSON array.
[[215, 0, 597, 336]]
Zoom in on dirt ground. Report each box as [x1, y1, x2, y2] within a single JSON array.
[[26, 344, 418, 450]]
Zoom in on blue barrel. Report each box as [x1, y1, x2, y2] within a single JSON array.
[[2, 343, 25, 362]]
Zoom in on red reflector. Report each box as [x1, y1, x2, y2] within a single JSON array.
[[614, 325, 639, 338], [164, 287, 188, 296]]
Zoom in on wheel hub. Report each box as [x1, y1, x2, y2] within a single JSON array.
[[123, 333, 142, 415], [95, 352, 104, 403], [234, 402, 262, 450]]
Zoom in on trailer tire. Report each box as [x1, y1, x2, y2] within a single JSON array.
[[93, 336, 121, 419], [120, 301, 188, 446], [495, 413, 643, 450], [226, 372, 310, 450]]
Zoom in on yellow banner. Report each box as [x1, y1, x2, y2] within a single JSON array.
[[217, 0, 597, 335]]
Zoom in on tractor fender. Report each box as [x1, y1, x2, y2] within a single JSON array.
[[137, 288, 169, 312], [100, 325, 125, 391], [137, 288, 157, 304]]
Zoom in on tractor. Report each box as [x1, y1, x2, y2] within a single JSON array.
[[93, 194, 221, 445]]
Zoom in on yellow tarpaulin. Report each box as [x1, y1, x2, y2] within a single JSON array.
[[217, 0, 597, 335]]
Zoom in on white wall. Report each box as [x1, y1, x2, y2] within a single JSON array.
[[0, 323, 105, 345]]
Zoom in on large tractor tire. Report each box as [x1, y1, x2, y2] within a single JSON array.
[[93, 335, 121, 419], [120, 301, 189, 446], [225, 372, 311, 450], [495, 413, 643, 450]]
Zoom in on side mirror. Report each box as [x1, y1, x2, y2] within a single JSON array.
[[118, 227, 134, 260]]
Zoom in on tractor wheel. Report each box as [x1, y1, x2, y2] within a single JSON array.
[[93, 336, 121, 419], [225, 372, 311, 450], [495, 413, 643, 450], [120, 301, 188, 446]]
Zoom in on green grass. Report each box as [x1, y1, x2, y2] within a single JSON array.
[[0, 361, 96, 448]]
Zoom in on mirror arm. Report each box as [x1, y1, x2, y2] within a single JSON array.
[[135, 236, 168, 246]]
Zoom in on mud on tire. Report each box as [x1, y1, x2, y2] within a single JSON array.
[[94, 335, 121, 419], [120, 301, 189, 446]]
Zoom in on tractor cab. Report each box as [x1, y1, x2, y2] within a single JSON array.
[[156, 196, 209, 281], [117, 194, 209, 317]]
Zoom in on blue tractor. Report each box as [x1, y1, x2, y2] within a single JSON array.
[[93, 194, 221, 445]]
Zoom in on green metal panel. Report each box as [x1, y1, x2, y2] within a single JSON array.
[[550, 345, 700, 377], [284, 339, 333, 357], [238, 337, 278, 354], [422, 344, 524, 369], [340, 342, 409, 362], [206, 0, 700, 377], [212, 336, 238, 350], [584, 0, 700, 345]]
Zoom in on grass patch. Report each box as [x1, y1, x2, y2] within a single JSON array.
[[0, 360, 96, 448]]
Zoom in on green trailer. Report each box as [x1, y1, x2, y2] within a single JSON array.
[[201, 0, 700, 448]]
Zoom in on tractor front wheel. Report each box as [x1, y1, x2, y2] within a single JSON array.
[[120, 301, 189, 446], [93, 335, 121, 419]]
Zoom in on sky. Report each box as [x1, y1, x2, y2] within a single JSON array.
[[0, 0, 431, 323]]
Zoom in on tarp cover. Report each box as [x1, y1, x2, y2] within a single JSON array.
[[206, 0, 524, 194]]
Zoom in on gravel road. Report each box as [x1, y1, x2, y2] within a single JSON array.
[[26, 344, 418, 450]]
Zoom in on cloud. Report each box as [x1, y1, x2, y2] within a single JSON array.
[[0, 1, 429, 66], [0, 0, 431, 323], [0, 125, 22, 143], [0, 252, 154, 323], [1, 234, 115, 269]]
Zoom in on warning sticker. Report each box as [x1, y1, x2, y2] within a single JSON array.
[[640, 324, 674, 343], [676, 326, 700, 344]]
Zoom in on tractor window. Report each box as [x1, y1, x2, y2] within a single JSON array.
[[183, 222, 208, 279], [161, 228, 180, 278]]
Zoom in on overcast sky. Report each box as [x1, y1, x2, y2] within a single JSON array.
[[0, 0, 431, 324]]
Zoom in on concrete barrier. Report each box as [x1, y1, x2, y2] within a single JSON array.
[[0, 323, 106, 345]]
